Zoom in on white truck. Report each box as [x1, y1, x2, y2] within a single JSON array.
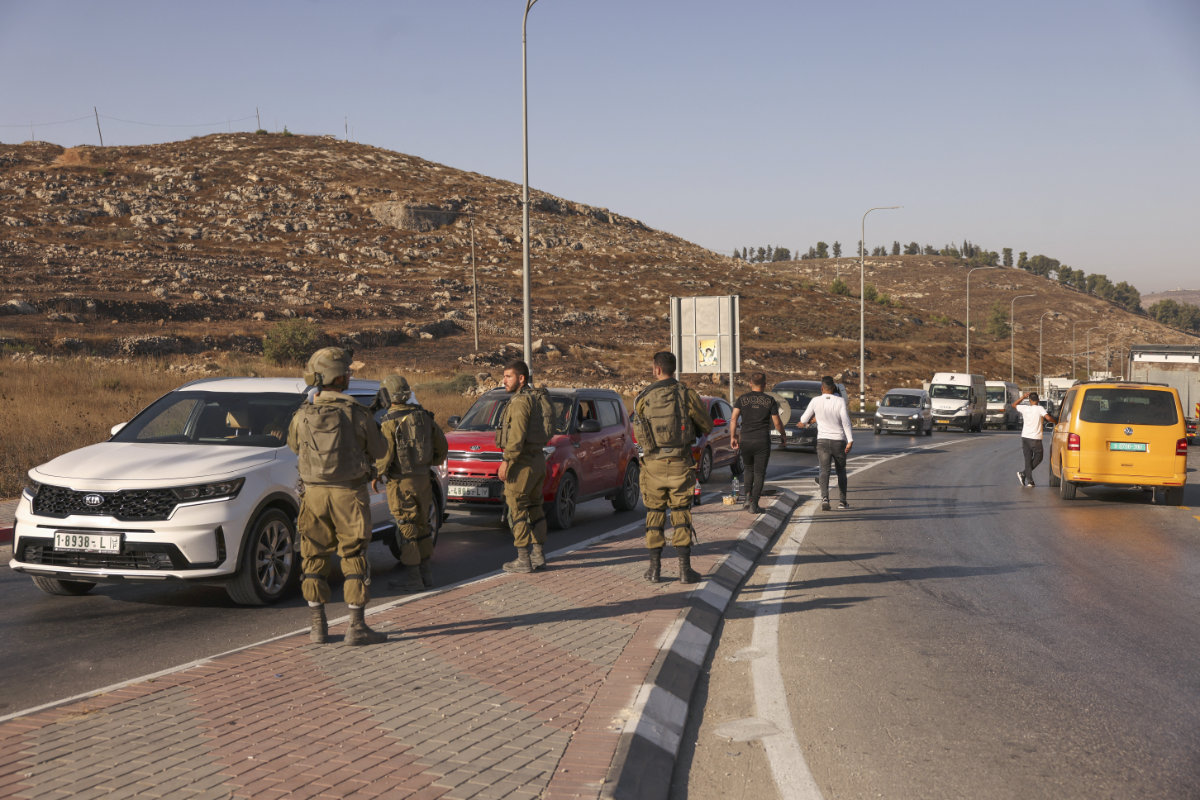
[[1126, 344, 1199, 444], [928, 372, 986, 432], [1040, 376, 1075, 419]]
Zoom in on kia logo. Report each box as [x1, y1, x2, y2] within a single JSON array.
[[84, 494, 104, 507], [470, 445, 481, 451], [1124, 427, 1133, 436]]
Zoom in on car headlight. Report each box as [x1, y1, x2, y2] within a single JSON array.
[[170, 477, 245, 502], [542, 446, 556, 457], [875, 413, 883, 419], [22, 479, 41, 501]]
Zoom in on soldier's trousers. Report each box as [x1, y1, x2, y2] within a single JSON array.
[[385, 475, 433, 567], [504, 454, 547, 548], [639, 455, 696, 548], [297, 483, 371, 606]]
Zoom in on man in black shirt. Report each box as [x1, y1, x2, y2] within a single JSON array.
[[730, 372, 786, 514]]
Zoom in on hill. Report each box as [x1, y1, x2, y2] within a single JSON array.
[[1, 133, 1195, 396], [1142, 289, 1200, 311]]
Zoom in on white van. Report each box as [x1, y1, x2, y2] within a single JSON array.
[[984, 381, 1021, 430], [928, 372, 986, 432]]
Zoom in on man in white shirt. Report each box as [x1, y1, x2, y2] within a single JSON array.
[[1011, 391, 1057, 487], [800, 376, 854, 511]]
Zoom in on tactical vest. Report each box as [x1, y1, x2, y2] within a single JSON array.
[[384, 406, 436, 475], [637, 381, 693, 457], [293, 401, 368, 484]]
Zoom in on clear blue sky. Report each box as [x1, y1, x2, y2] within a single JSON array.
[[2, 0, 1198, 293]]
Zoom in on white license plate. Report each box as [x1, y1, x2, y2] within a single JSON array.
[[54, 531, 122, 554], [448, 484, 490, 498]]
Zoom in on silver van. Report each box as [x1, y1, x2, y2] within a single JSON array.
[[874, 388, 933, 436], [985, 381, 1020, 430]]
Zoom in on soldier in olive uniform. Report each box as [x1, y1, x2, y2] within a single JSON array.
[[372, 374, 448, 592], [288, 347, 389, 645], [496, 359, 553, 574], [634, 351, 713, 583]]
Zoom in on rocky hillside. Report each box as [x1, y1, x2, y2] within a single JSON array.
[[1, 133, 1195, 395]]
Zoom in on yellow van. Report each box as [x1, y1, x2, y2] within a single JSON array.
[[1049, 380, 1188, 505]]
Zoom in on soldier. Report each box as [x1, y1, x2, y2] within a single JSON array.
[[496, 359, 555, 574], [287, 347, 389, 646], [633, 351, 713, 583], [372, 374, 448, 592]]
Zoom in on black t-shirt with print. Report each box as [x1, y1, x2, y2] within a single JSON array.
[[734, 391, 778, 442]]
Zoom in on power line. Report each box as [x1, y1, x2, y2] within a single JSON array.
[[0, 114, 91, 128]]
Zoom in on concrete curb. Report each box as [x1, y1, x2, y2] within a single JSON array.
[[603, 489, 801, 799]]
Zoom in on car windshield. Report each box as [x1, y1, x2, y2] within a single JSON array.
[[110, 391, 306, 447], [455, 394, 572, 433], [986, 389, 1008, 403], [774, 389, 816, 411], [882, 394, 921, 408], [1078, 388, 1178, 426], [930, 384, 969, 400]]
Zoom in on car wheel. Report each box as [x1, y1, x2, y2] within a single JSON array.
[[697, 448, 714, 484], [729, 451, 745, 478], [226, 508, 298, 606], [1059, 473, 1077, 501], [924, 421, 933, 436], [873, 426, 880, 435], [1047, 461, 1061, 487], [612, 461, 641, 512], [31, 576, 96, 596], [1165, 487, 1185, 506], [546, 472, 578, 530]]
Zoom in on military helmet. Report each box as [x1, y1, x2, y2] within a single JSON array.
[[381, 374, 411, 404], [303, 346, 353, 388]]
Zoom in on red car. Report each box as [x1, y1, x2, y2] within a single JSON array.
[[633, 395, 744, 484], [444, 387, 641, 530]]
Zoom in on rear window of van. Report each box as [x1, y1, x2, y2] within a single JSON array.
[[1078, 389, 1178, 426]]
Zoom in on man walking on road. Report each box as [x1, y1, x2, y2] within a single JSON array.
[[1012, 391, 1057, 487], [800, 376, 854, 511], [288, 347, 389, 645], [496, 359, 554, 573], [730, 372, 786, 514], [633, 351, 714, 583]]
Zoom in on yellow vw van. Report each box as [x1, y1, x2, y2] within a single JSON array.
[[1049, 380, 1188, 505]]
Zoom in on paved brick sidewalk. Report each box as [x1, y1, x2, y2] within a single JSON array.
[[0, 492, 798, 800]]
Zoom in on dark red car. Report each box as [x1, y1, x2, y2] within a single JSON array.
[[444, 387, 641, 530], [633, 395, 744, 484]]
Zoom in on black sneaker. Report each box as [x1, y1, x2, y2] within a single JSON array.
[[837, 500, 850, 510], [1027, 479, 1036, 488], [1016, 471, 1026, 487], [820, 498, 831, 511]]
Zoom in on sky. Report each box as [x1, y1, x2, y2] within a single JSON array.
[[2, 0, 1198, 293]]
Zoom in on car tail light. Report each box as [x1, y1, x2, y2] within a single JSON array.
[[1067, 433, 1080, 451], [1178, 438, 1189, 456]]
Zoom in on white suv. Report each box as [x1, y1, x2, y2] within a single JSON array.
[[9, 376, 446, 605]]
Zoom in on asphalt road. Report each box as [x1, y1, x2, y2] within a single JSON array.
[[0, 431, 918, 717], [675, 433, 1200, 800]]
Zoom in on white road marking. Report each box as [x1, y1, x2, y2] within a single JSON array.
[[748, 441, 954, 799]]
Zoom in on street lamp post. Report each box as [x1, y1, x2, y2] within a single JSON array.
[[1085, 326, 1102, 380], [965, 266, 998, 374], [859, 205, 900, 411], [1038, 310, 1053, 392], [1071, 320, 1079, 382], [1010, 294, 1034, 383], [520, 0, 540, 363]]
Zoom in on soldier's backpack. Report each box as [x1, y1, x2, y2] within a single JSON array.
[[383, 407, 437, 474], [525, 387, 556, 446], [637, 382, 693, 454], [293, 401, 367, 483]]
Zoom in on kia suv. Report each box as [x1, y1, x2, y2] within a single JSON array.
[[444, 387, 640, 530], [9, 377, 446, 605]]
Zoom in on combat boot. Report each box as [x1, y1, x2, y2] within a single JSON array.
[[643, 547, 662, 583], [502, 546, 534, 574], [309, 604, 328, 644], [677, 546, 702, 584], [530, 543, 547, 571], [345, 607, 387, 646], [387, 564, 424, 593], [419, 559, 434, 588]]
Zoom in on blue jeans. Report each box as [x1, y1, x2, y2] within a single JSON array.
[[817, 438, 847, 501]]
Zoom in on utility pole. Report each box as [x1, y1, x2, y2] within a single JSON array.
[[93, 107, 103, 146], [470, 212, 479, 353]]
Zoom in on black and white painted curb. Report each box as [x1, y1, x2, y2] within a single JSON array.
[[603, 488, 801, 800]]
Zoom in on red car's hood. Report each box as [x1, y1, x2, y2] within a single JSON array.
[[445, 431, 501, 453]]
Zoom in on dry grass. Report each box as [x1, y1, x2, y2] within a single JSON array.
[[0, 356, 481, 498]]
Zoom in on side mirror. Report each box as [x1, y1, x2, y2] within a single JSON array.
[[110, 422, 127, 437], [578, 419, 602, 433], [447, 416, 461, 428]]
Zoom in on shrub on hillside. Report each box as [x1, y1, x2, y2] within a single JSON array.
[[831, 278, 850, 296], [263, 319, 322, 365]]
